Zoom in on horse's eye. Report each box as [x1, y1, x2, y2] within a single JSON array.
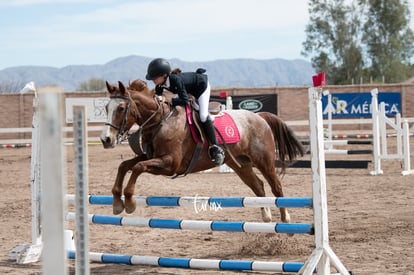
[[117, 105, 125, 113]]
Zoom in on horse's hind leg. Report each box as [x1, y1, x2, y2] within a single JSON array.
[[112, 157, 141, 215], [230, 164, 274, 222], [254, 162, 291, 224]]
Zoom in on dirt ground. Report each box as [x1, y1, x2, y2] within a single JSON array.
[[0, 136, 413, 275]]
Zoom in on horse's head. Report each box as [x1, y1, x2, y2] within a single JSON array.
[[100, 81, 137, 148]]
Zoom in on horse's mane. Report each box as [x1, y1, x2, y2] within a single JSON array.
[[171, 68, 182, 74], [128, 79, 148, 91]]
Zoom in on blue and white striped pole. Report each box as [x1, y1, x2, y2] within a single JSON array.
[[67, 250, 305, 273], [65, 212, 313, 235], [66, 195, 313, 209]]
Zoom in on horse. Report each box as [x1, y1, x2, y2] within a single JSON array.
[[100, 79, 305, 223]]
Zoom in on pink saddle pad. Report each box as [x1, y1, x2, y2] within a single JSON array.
[[213, 112, 240, 144], [185, 105, 240, 145]]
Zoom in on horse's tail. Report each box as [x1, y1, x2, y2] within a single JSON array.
[[258, 112, 305, 173]]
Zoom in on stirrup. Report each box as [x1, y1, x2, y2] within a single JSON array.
[[209, 145, 225, 166]]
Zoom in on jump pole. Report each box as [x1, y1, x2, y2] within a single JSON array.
[[299, 85, 349, 274], [402, 120, 414, 175], [65, 194, 313, 208], [371, 88, 413, 175], [7, 91, 43, 264], [38, 90, 68, 275], [322, 90, 333, 150], [72, 105, 90, 275]]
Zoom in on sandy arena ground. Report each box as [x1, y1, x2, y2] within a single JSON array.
[[0, 136, 413, 274]]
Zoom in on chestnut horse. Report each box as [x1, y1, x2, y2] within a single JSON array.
[[100, 80, 304, 223]]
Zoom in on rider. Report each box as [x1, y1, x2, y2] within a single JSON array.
[[145, 58, 225, 166]]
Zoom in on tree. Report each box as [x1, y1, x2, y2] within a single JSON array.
[[362, 0, 414, 83], [302, 0, 414, 84], [77, 78, 106, 91], [302, 0, 365, 84]]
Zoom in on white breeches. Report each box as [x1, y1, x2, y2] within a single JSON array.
[[197, 82, 211, 123]]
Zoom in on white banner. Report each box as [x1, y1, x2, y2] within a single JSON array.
[[65, 98, 109, 123]]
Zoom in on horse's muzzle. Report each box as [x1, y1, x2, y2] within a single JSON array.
[[100, 136, 115, 149], [100, 124, 117, 148]]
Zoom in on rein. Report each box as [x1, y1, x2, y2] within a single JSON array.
[[139, 95, 166, 129], [137, 96, 173, 147]]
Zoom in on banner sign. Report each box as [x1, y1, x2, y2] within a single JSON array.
[[211, 94, 277, 114], [65, 97, 109, 123], [322, 92, 401, 118]]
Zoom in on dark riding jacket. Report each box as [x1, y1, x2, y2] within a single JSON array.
[[155, 69, 208, 107]]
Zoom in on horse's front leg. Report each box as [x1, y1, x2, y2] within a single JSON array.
[[123, 156, 175, 214], [112, 156, 143, 215]]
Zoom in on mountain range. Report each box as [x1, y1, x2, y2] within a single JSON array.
[[0, 55, 316, 92]]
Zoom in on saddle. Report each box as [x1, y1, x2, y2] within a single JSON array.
[[187, 99, 223, 145]]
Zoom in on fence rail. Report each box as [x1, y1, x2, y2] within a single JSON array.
[[1, 119, 413, 145]]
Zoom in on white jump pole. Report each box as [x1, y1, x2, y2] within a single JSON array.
[[371, 88, 412, 176], [30, 96, 42, 247], [322, 90, 333, 150], [371, 88, 383, 175], [38, 90, 67, 275], [7, 91, 43, 264], [299, 86, 350, 275], [73, 105, 90, 274], [402, 120, 414, 175]]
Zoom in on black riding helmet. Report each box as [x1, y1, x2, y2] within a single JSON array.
[[145, 58, 171, 80]]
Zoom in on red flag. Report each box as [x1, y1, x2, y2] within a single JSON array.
[[219, 91, 227, 98], [312, 72, 326, 87]]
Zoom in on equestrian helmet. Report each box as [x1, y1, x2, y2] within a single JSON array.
[[146, 58, 171, 80]]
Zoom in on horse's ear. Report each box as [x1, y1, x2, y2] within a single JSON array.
[[106, 81, 116, 94], [118, 81, 127, 96]]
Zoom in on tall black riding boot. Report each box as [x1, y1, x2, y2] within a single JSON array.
[[202, 118, 225, 166]]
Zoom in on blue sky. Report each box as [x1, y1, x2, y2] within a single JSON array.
[[0, 0, 413, 70]]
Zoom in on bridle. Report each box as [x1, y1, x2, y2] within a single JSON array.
[[104, 94, 133, 143], [105, 91, 170, 143]]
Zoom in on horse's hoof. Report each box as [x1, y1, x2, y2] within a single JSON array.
[[282, 212, 294, 236], [261, 207, 272, 222], [113, 204, 125, 215], [283, 212, 291, 223], [125, 205, 136, 214], [124, 200, 137, 214], [262, 216, 272, 223]]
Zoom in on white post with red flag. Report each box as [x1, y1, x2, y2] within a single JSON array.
[[299, 73, 350, 275]]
